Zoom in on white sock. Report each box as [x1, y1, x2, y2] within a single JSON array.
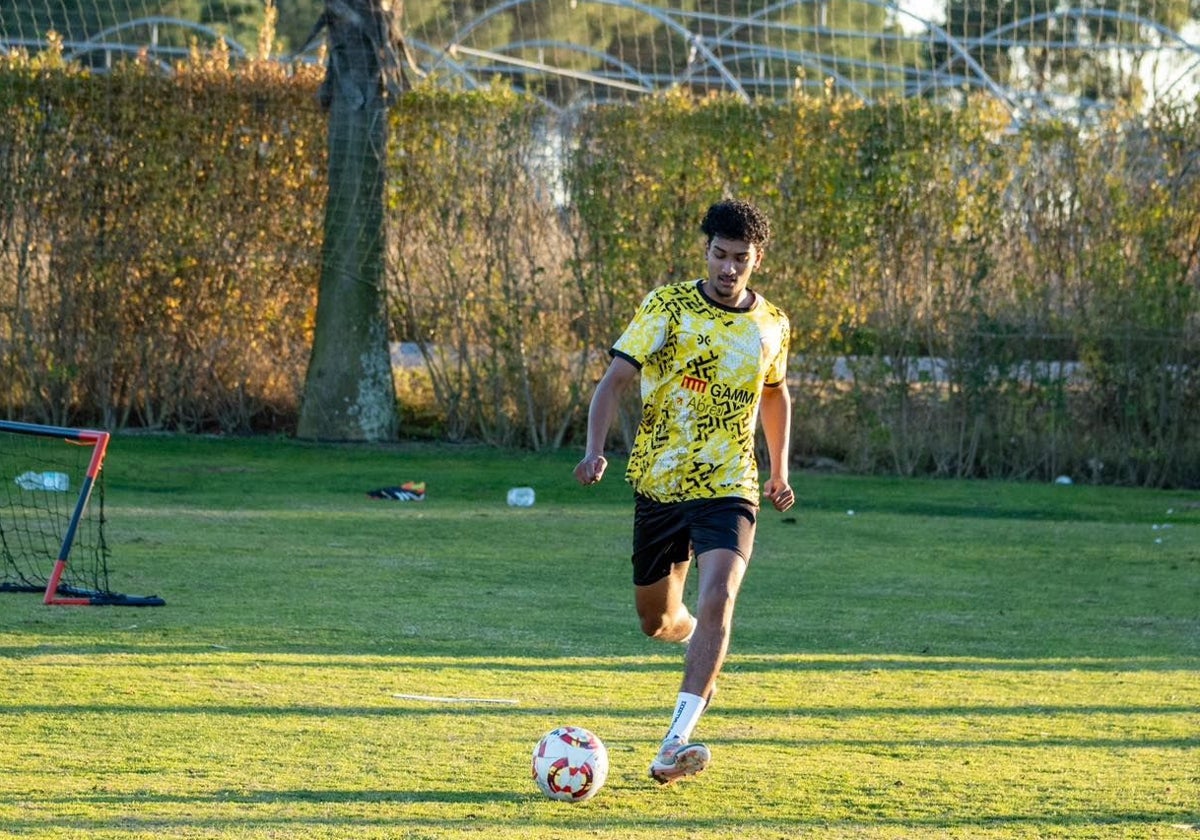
[[665, 692, 706, 743]]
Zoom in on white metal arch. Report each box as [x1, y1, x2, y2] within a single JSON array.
[[918, 8, 1200, 109], [4, 2, 1199, 115], [435, 0, 750, 100], [670, 0, 1017, 111], [75, 16, 247, 61], [420, 0, 1036, 113]]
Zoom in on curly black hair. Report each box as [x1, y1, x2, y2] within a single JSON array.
[[700, 199, 772, 249]]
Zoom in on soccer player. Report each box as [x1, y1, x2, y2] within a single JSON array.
[[573, 198, 795, 785]]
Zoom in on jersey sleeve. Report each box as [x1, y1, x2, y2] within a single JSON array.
[[611, 288, 669, 367], [764, 312, 790, 387]]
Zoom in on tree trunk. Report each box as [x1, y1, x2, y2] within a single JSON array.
[[297, 0, 404, 441]]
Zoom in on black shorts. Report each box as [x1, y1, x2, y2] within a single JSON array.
[[631, 494, 758, 586]]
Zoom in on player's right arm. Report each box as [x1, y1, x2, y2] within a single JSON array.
[[574, 355, 639, 486]]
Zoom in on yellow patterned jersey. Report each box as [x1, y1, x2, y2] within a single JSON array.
[[611, 279, 790, 503]]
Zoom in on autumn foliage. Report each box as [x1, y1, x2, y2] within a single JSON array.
[[2, 47, 1197, 485]]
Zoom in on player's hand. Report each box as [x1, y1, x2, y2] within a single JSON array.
[[763, 478, 795, 512], [574, 453, 608, 486]]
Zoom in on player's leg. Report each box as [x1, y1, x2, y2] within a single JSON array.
[[631, 494, 696, 643], [649, 548, 748, 785], [649, 499, 756, 785], [633, 560, 696, 642], [678, 498, 756, 704], [680, 547, 748, 700]]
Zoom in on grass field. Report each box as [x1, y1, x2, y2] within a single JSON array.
[[1, 434, 1197, 839]]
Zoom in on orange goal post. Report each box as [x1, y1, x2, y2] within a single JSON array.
[[0, 420, 163, 607]]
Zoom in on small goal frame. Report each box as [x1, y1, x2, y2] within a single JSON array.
[[0, 420, 163, 607]]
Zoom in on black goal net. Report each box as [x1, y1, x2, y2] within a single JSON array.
[[0, 421, 163, 606]]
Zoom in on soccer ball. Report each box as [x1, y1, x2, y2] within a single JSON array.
[[531, 725, 609, 803]]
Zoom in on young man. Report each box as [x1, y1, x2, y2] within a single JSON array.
[[573, 198, 794, 784]]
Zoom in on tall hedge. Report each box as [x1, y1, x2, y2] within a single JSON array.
[[0, 47, 325, 432], [2, 50, 1197, 485], [564, 92, 1199, 487]]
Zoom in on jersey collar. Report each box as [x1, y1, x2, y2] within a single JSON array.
[[695, 278, 756, 312]]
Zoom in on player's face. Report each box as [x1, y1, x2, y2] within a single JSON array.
[[703, 236, 762, 307]]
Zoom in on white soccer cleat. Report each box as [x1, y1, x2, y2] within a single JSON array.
[[648, 737, 711, 785]]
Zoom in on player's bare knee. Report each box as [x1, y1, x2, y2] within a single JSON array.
[[699, 578, 737, 606], [696, 587, 737, 625], [638, 612, 669, 638]]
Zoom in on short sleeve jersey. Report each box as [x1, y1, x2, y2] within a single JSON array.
[[611, 279, 790, 503]]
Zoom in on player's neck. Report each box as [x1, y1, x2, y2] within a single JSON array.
[[700, 279, 755, 309]]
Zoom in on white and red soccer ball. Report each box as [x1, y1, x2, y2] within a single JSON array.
[[531, 725, 609, 803]]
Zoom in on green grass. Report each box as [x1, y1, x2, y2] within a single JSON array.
[[1, 435, 1197, 839]]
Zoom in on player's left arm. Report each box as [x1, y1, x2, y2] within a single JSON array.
[[759, 380, 794, 512]]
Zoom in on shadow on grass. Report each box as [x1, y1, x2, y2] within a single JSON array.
[[1, 699, 1197, 750], [4, 801, 1197, 835], [1, 643, 1196, 672], [52, 788, 531, 805]]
